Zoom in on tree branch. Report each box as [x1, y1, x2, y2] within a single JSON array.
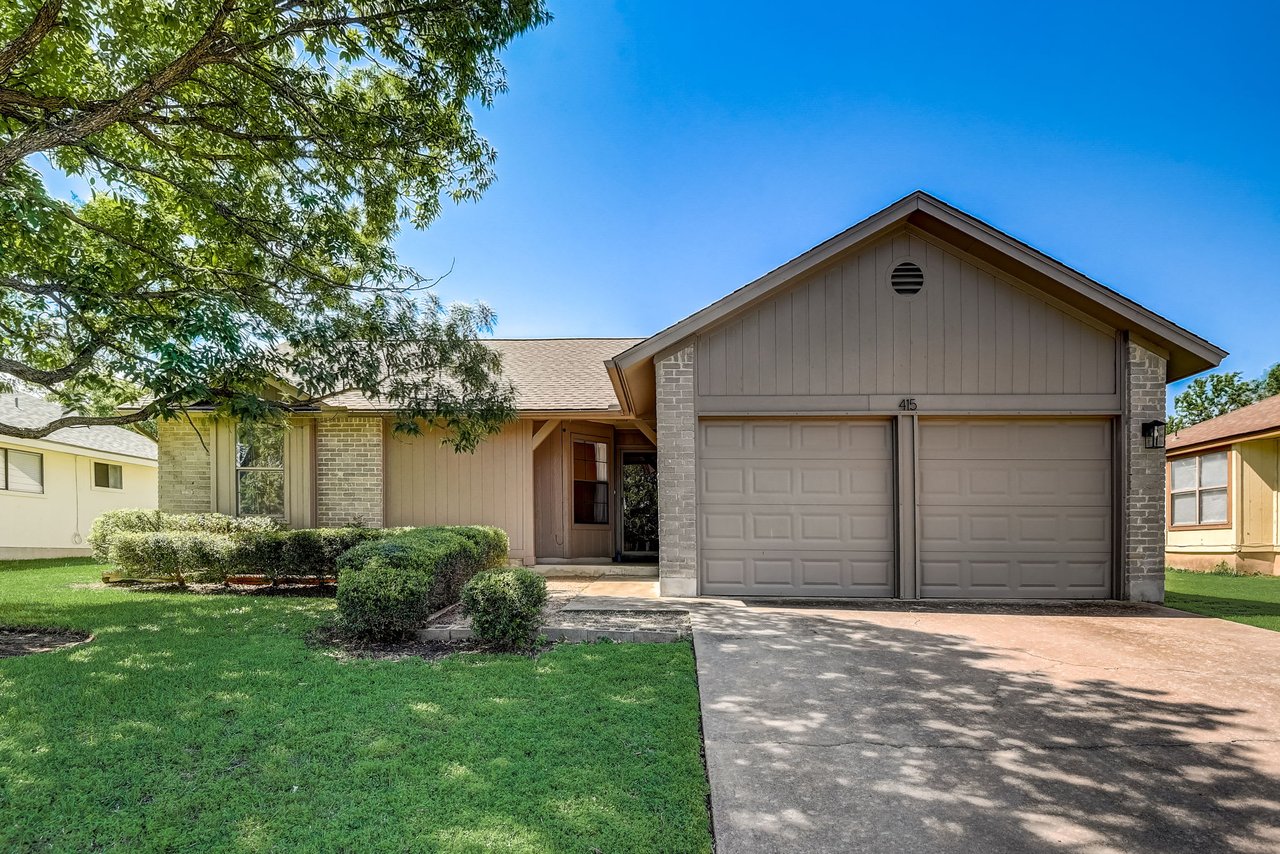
[[0, 402, 159, 439], [0, 0, 63, 78], [0, 0, 238, 172]]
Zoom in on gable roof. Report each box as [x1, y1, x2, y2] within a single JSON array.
[[0, 392, 157, 461], [1167, 394, 1280, 454], [611, 191, 1226, 391], [326, 338, 642, 414]]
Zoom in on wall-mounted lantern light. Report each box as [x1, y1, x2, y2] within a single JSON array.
[[1142, 419, 1166, 450]]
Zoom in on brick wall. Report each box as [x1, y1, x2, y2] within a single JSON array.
[[157, 416, 211, 513], [316, 416, 384, 528], [657, 345, 697, 596], [1124, 339, 1168, 602]]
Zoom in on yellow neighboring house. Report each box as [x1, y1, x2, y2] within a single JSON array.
[[0, 392, 157, 559], [1166, 394, 1280, 575]]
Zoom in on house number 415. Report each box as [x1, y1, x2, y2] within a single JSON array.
[[898, 398, 918, 411]]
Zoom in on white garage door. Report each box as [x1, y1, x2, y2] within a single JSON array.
[[699, 419, 895, 597], [918, 418, 1113, 599]]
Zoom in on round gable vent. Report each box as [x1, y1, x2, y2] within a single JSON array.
[[890, 261, 924, 295]]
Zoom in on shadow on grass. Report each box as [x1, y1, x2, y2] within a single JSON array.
[[0, 566, 711, 852], [695, 605, 1280, 852], [1166, 591, 1280, 620]]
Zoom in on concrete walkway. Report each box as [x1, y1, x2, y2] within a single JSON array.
[[692, 601, 1280, 853]]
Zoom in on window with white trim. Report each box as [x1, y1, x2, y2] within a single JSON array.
[[236, 422, 286, 517], [93, 461, 123, 490], [2, 448, 44, 494], [1170, 451, 1228, 527]]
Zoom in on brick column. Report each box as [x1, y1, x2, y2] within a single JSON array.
[[657, 345, 697, 597], [316, 416, 384, 528], [157, 416, 212, 513], [1124, 339, 1168, 602]]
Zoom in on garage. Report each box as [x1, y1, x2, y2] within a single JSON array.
[[699, 418, 894, 596], [610, 192, 1226, 601], [918, 418, 1113, 598]]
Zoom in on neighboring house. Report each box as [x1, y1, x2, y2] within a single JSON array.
[[1165, 395, 1280, 575], [0, 392, 158, 559], [152, 192, 1225, 602]]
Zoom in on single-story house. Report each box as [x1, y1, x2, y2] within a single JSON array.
[[154, 192, 1225, 602], [1, 392, 158, 559], [1165, 394, 1280, 575]]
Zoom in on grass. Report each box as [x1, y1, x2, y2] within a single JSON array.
[[1165, 568, 1280, 632], [0, 559, 711, 853]]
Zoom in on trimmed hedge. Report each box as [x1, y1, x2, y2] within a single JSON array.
[[89, 509, 280, 562], [335, 526, 509, 639], [460, 568, 548, 651], [108, 531, 235, 585]]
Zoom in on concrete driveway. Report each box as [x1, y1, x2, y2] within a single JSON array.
[[692, 601, 1280, 853]]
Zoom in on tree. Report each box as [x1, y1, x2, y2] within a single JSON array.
[[0, 0, 549, 450], [1168, 364, 1280, 433]]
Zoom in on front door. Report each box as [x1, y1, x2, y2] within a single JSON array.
[[620, 450, 658, 560]]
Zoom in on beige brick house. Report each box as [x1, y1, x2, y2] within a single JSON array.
[[156, 192, 1225, 601]]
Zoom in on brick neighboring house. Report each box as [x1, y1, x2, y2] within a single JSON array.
[[152, 192, 1225, 602], [1165, 394, 1280, 575]]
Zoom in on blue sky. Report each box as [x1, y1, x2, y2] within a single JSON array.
[[400, 0, 1280, 403]]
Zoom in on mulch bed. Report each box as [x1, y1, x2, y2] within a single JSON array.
[[108, 580, 336, 597], [307, 624, 552, 662], [0, 626, 92, 658]]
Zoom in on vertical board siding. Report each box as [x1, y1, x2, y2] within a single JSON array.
[[697, 230, 1118, 401], [384, 421, 532, 561]]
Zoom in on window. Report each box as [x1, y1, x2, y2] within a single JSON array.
[[1170, 451, 1229, 527], [236, 422, 286, 517], [93, 461, 123, 490], [572, 439, 609, 525], [2, 448, 44, 494]]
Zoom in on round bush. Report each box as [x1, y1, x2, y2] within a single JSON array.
[[460, 568, 548, 651], [108, 531, 234, 584], [336, 564, 434, 639]]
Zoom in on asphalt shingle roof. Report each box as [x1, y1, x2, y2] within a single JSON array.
[[0, 392, 158, 460], [1167, 394, 1280, 452], [324, 338, 640, 413]]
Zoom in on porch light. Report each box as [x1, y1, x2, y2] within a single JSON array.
[[1142, 419, 1166, 450]]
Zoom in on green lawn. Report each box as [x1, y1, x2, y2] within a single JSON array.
[[0, 559, 711, 853], [1165, 568, 1280, 632]]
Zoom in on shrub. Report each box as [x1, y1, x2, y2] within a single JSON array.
[[230, 531, 288, 579], [89, 508, 165, 561], [335, 527, 496, 639], [108, 531, 235, 585], [89, 509, 281, 562], [460, 568, 548, 651], [450, 526, 510, 570]]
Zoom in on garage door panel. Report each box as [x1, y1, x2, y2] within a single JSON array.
[[699, 418, 894, 597], [919, 459, 1110, 506], [920, 555, 1111, 598], [700, 504, 894, 551], [919, 419, 1111, 460], [919, 506, 1111, 552], [918, 418, 1113, 599], [701, 551, 896, 597], [700, 458, 893, 504], [700, 420, 892, 460]]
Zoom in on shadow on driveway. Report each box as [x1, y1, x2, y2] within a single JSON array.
[[693, 604, 1280, 853]]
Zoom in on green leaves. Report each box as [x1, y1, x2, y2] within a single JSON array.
[[1169, 364, 1280, 432], [0, 0, 547, 443]]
